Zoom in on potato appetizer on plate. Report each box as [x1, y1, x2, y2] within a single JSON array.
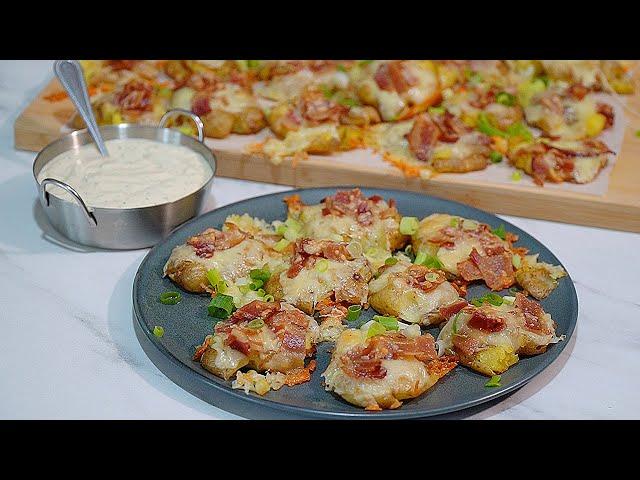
[[411, 213, 566, 298], [163, 215, 285, 294], [283, 188, 408, 267], [437, 293, 564, 376], [323, 319, 457, 410], [368, 253, 463, 326], [264, 238, 373, 341], [194, 300, 320, 394]]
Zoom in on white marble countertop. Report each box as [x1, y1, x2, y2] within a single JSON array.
[[1, 60, 638, 419]]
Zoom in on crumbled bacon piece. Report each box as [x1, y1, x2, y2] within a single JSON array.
[[439, 299, 469, 319], [191, 95, 212, 116], [468, 309, 506, 333], [187, 223, 247, 258], [113, 80, 153, 111], [374, 61, 417, 93], [287, 239, 352, 278]]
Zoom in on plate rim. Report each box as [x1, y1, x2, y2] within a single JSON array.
[[132, 186, 578, 419]]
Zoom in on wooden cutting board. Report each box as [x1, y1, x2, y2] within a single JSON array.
[[14, 79, 640, 233]]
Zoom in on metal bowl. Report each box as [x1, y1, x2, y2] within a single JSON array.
[[32, 109, 216, 250]]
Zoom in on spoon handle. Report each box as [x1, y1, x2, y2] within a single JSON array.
[[54, 60, 109, 157]]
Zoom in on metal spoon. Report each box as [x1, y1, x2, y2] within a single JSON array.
[[54, 60, 109, 157]]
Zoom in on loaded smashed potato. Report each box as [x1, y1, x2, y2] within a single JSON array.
[[56, 60, 633, 185], [160, 189, 568, 410]]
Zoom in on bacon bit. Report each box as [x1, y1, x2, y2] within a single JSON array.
[[287, 239, 352, 278], [300, 89, 346, 124], [226, 334, 252, 355], [426, 354, 458, 378], [113, 80, 153, 111], [192, 95, 212, 116], [230, 300, 281, 324], [283, 360, 316, 386], [567, 83, 589, 100], [439, 299, 469, 319], [193, 336, 213, 361], [457, 259, 483, 281], [319, 188, 394, 226], [44, 91, 69, 102], [406, 265, 446, 293], [451, 278, 468, 297], [406, 113, 440, 161], [187, 223, 247, 258], [471, 248, 515, 291], [468, 310, 506, 333], [514, 293, 549, 333], [596, 103, 615, 129], [452, 334, 481, 358], [375, 61, 418, 93]]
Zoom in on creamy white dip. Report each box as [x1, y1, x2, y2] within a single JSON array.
[[38, 139, 213, 209]]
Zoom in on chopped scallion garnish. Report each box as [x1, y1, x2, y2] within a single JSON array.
[[496, 92, 515, 106], [346, 304, 362, 322], [399, 216, 419, 235], [247, 319, 265, 329], [366, 321, 386, 338], [491, 224, 507, 240], [485, 375, 502, 387], [273, 239, 290, 252], [315, 259, 329, 272], [384, 257, 398, 266], [208, 294, 236, 319], [159, 291, 182, 305], [250, 268, 271, 282], [153, 326, 165, 337], [373, 315, 399, 331], [489, 151, 503, 163]]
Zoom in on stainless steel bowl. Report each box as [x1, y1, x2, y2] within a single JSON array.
[[32, 109, 216, 250]]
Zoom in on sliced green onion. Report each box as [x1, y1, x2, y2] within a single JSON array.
[[247, 60, 260, 69], [485, 375, 502, 387], [512, 254, 522, 269], [491, 224, 507, 240], [374, 315, 399, 331], [338, 97, 359, 107], [263, 294, 275, 302], [399, 216, 419, 235], [336, 64, 347, 72], [208, 294, 236, 319], [366, 321, 386, 338], [636, 130, 640, 138], [249, 279, 264, 290], [506, 122, 534, 142], [239, 284, 251, 294], [153, 325, 165, 337], [384, 257, 398, 266], [502, 295, 516, 305], [256, 288, 266, 297], [250, 268, 271, 282], [346, 305, 362, 322], [511, 170, 522, 182], [489, 151, 503, 163], [315, 259, 330, 272], [403, 244, 415, 261], [273, 239, 290, 252], [537, 75, 550, 87], [414, 251, 444, 269], [452, 311, 462, 335], [465, 69, 482, 83], [496, 91, 515, 106], [462, 219, 478, 231], [284, 228, 301, 242], [358, 60, 374, 66], [425, 272, 440, 282], [450, 217, 459, 227], [160, 291, 182, 305], [477, 113, 507, 138], [428, 106, 445, 115], [247, 318, 265, 329], [320, 84, 333, 99], [276, 224, 287, 236], [471, 292, 504, 307], [508, 287, 520, 295]]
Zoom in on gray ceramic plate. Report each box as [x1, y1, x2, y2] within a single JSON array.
[[133, 187, 578, 419]]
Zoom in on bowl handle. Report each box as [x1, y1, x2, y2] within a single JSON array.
[[159, 108, 205, 143], [40, 178, 98, 226]]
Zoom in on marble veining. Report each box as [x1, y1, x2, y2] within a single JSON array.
[[0, 61, 638, 419]]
